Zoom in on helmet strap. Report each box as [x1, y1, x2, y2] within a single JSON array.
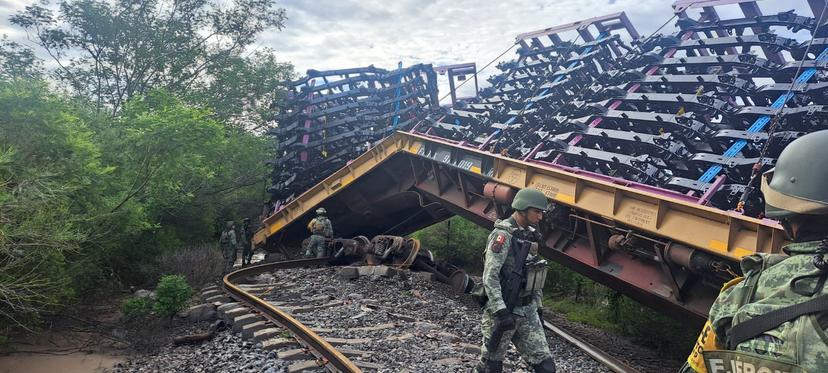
[[513, 210, 530, 228]]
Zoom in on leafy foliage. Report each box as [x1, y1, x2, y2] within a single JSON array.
[[0, 80, 100, 332], [0, 78, 271, 335], [0, 0, 291, 339], [10, 0, 294, 128], [121, 296, 153, 319], [0, 38, 42, 80], [153, 275, 192, 317], [412, 216, 489, 273]]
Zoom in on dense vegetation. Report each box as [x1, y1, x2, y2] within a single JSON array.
[[415, 216, 696, 359], [0, 0, 292, 337], [1, 1, 696, 359]]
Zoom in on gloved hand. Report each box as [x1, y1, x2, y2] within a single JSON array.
[[493, 309, 515, 331]]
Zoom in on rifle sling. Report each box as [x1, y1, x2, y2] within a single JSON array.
[[727, 294, 828, 349]]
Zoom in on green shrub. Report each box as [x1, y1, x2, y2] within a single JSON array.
[[121, 297, 153, 319], [412, 216, 488, 273], [153, 275, 192, 317]]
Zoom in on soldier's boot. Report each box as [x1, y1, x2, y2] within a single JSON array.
[[532, 357, 556, 373], [473, 359, 503, 373]]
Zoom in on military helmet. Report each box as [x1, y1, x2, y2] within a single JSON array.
[[316, 207, 326, 215], [225, 220, 234, 228], [761, 130, 828, 218], [511, 188, 549, 211]]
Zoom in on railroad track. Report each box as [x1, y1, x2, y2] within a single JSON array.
[[212, 258, 642, 373]]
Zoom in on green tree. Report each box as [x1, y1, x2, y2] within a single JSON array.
[[94, 89, 271, 283], [0, 38, 42, 80], [0, 79, 273, 335], [11, 0, 293, 128], [0, 79, 102, 332], [413, 216, 489, 272]]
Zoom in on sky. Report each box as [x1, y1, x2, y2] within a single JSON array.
[[0, 0, 817, 104]]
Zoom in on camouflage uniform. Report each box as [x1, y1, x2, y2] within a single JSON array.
[[479, 217, 550, 365], [305, 214, 332, 258], [683, 241, 828, 373], [240, 219, 253, 266], [683, 130, 828, 373], [219, 221, 238, 272]]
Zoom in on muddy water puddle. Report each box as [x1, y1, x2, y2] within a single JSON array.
[[0, 352, 125, 373]]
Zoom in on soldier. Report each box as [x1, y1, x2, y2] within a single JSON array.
[[305, 208, 333, 258], [219, 220, 238, 273], [683, 130, 828, 373], [475, 188, 556, 373], [240, 218, 254, 266]]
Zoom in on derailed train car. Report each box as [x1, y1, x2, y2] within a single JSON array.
[[260, 0, 828, 323]]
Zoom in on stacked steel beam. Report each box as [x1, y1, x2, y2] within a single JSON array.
[[268, 0, 828, 217], [268, 64, 439, 203], [414, 1, 828, 216]]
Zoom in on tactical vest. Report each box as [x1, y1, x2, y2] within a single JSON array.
[[687, 240, 828, 373], [497, 218, 547, 301], [309, 217, 327, 235], [470, 219, 547, 307]]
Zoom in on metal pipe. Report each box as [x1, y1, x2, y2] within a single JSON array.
[[483, 182, 516, 205]]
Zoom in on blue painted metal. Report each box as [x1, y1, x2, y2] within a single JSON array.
[[697, 46, 828, 184], [490, 33, 609, 139]]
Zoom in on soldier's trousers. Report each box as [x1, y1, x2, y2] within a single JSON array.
[[222, 246, 236, 272], [480, 302, 551, 365], [306, 235, 327, 258], [242, 247, 253, 265]]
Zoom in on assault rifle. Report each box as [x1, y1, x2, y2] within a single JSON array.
[[486, 231, 537, 352]]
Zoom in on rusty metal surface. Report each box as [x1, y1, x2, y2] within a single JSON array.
[[223, 258, 361, 373]]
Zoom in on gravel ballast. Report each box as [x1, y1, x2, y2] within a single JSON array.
[[116, 265, 681, 372]]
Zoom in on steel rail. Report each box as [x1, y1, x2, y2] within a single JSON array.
[[541, 320, 640, 373], [222, 258, 361, 373], [223, 257, 645, 373]]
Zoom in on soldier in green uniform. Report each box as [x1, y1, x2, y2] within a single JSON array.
[[305, 208, 333, 258], [475, 188, 556, 373], [240, 218, 254, 266], [683, 130, 828, 373], [219, 220, 238, 273]]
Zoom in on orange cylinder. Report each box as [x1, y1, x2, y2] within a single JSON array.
[[483, 182, 516, 205]]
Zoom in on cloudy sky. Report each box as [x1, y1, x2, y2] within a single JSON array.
[[0, 0, 816, 104]]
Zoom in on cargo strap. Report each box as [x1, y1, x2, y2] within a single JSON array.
[[727, 293, 828, 349]]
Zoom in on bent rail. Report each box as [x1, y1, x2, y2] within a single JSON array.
[[223, 258, 361, 373]]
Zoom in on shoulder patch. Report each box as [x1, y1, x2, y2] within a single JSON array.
[[491, 233, 507, 253]]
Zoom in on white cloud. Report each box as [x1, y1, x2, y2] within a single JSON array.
[[266, 0, 813, 101], [0, 0, 817, 101]]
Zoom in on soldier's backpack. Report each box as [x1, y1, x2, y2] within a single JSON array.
[[689, 240, 828, 373], [307, 218, 325, 235]]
